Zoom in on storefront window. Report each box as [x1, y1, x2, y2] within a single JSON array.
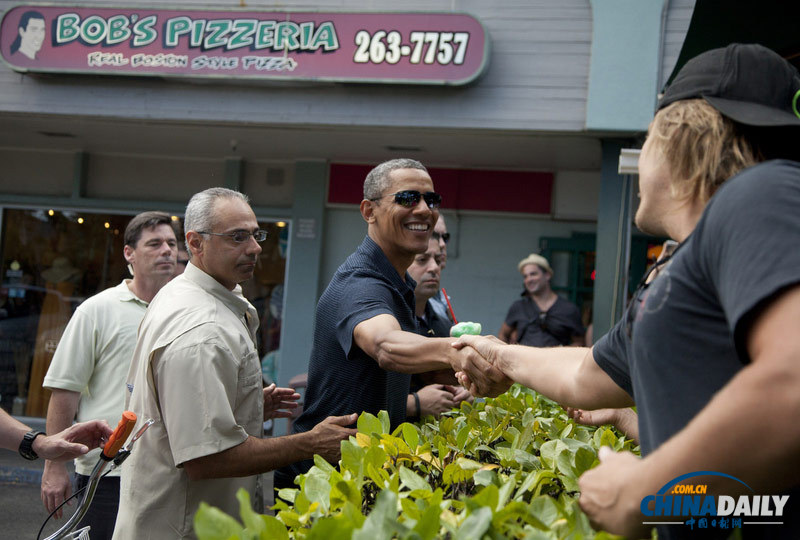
[[0, 207, 287, 417]]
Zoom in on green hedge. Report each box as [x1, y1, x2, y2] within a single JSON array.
[[195, 385, 639, 539]]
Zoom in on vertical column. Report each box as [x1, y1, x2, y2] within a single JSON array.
[[72, 151, 88, 199], [224, 158, 243, 191], [275, 160, 326, 434], [592, 140, 633, 340]]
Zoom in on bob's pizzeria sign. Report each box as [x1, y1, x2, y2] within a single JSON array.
[[0, 5, 489, 85]]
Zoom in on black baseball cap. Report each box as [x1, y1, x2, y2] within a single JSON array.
[[658, 43, 800, 127]]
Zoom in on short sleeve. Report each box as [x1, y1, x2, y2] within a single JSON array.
[[696, 161, 800, 361], [153, 334, 249, 465], [337, 275, 406, 359], [592, 318, 634, 398], [42, 309, 97, 392]]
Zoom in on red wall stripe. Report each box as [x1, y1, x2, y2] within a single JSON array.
[[329, 163, 553, 214]]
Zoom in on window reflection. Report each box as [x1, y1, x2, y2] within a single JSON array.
[[0, 208, 287, 417]]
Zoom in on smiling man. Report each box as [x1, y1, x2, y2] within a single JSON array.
[[275, 158, 508, 488], [115, 188, 356, 540], [11, 10, 45, 60]]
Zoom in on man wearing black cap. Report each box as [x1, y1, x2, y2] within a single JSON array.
[[454, 43, 800, 538]]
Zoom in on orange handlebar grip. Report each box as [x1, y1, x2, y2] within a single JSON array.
[[102, 411, 137, 459]]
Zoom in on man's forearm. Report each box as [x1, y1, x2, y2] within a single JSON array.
[[373, 331, 456, 374], [496, 344, 632, 410], [0, 408, 31, 452], [640, 359, 800, 496], [183, 432, 325, 480]]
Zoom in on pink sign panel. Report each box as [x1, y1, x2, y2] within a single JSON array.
[[0, 5, 489, 85]]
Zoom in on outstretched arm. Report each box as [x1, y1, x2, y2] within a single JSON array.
[[183, 413, 358, 480], [454, 335, 633, 410], [354, 314, 511, 397]]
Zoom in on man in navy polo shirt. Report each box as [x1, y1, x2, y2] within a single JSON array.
[[275, 158, 508, 488]]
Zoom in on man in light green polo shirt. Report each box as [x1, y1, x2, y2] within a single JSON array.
[[42, 211, 178, 540]]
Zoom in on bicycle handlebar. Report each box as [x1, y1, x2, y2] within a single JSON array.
[[43, 411, 139, 540], [102, 411, 137, 460]]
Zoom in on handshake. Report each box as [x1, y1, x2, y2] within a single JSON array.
[[448, 322, 514, 398]]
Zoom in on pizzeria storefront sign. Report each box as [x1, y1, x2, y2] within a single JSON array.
[[0, 5, 489, 84]]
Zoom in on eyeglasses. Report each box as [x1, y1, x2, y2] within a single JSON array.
[[197, 230, 268, 243], [370, 190, 442, 209]]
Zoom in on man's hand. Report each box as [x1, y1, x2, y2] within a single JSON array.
[[308, 413, 358, 463], [416, 385, 456, 417], [451, 335, 513, 397], [41, 461, 73, 518], [578, 447, 651, 538], [448, 384, 473, 406], [263, 383, 301, 420], [566, 407, 640, 443], [34, 420, 112, 462]]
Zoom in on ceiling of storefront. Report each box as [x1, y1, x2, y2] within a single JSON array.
[[0, 112, 606, 172]]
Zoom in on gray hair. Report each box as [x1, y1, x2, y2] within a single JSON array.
[[363, 158, 428, 200], [183, 187, 250, 257]]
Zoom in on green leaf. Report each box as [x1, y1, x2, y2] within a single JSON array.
[[304, 472, 332, 513], [456, 424, 470, 450], [399, 466, 432, 492], [194, 502, 243, 540], [353, 490, 400, 540], [598, 427, 618, 449], [358, 412, 384, 436], [529, 495, 562, 527], [402, 423, 420, 450], [573, 445, 597, 475], [259, 515, 289, 540], [341, 439, 365, 477], [455, 507, 492, 540], [276, 487, 297, 504], [235, 489, 265, 536], [470, 484, 499, 511], [314, 454, 336, 473], [378, 410, 391, 434], [473, 469, 495, 487], [455, 457, 482, 470], [413, 498, 443, 540], [307, 516, 356, 540]]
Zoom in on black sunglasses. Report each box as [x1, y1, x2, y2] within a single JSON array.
[[370, 190, 442, 209], [431, 231, 451, 244]]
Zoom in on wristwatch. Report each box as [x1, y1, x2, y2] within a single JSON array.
[[19, 430, 45, 460]]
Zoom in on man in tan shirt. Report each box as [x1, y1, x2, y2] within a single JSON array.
[[114, 188, 356, 540]]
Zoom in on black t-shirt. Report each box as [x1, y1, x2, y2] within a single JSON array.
[[594, 160, 800, 539], [277, 236, 416, 482], [504, 294, 584, 347]]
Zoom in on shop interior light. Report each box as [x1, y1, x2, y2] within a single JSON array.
[[77, 217, 84, 224], [48, 209, 55, 216], [171, 215, 179, 221], [104, 222, 110, 229], [277, 221, 286, 228]]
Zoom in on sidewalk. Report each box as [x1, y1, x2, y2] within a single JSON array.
[[1, 416, 276, 538]]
